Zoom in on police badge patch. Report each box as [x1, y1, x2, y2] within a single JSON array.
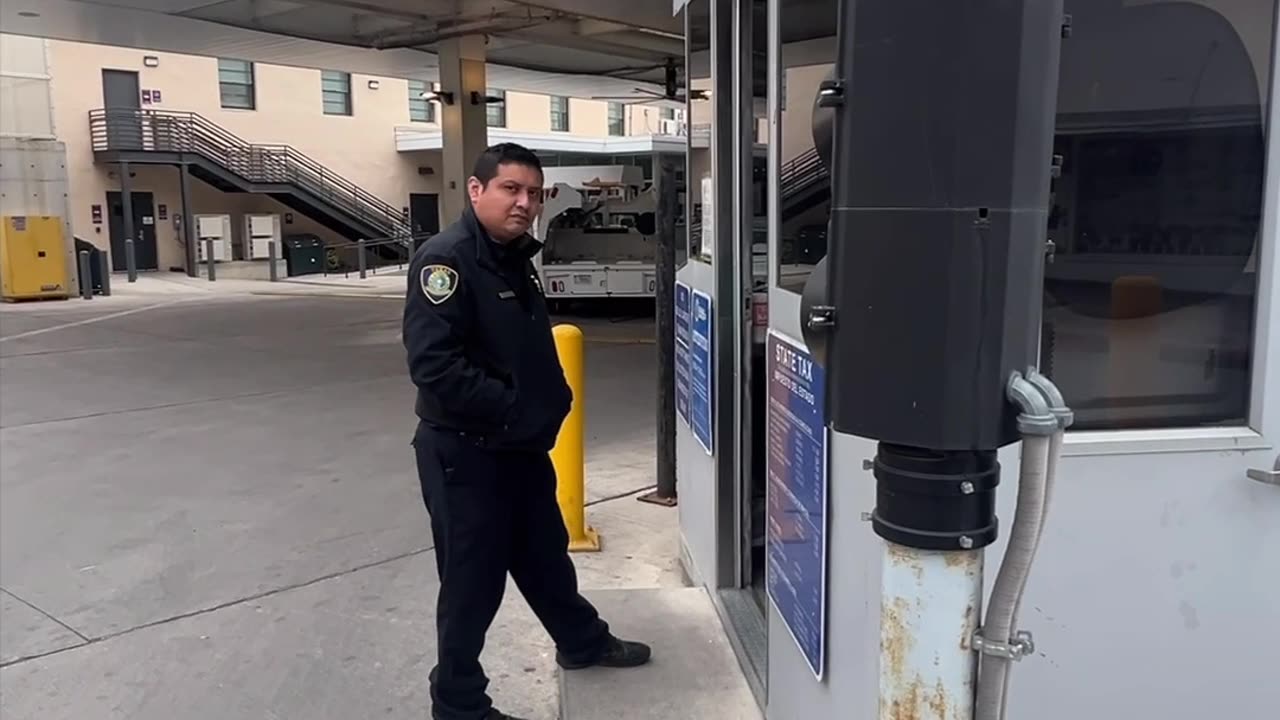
[[420, 264, 459, 304]]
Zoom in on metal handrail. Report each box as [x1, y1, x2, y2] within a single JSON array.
[[780, 147, 828, 200], [320, 232, 430, 277], [88, 108, 410, 238]]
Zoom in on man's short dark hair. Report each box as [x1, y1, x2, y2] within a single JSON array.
[[472, 143, 543, 186]]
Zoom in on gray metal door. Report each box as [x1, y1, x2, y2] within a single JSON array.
[[107, 192, 158, 271], [102, 69, 141, 150], [410, 193, 441, 236]]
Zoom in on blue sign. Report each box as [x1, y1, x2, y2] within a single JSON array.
[[689, 289, 714, 455], [674, 282, 691, 426], [765, 330, 827, 680]]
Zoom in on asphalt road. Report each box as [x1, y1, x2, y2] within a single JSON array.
[[0, 293, 666, 720]]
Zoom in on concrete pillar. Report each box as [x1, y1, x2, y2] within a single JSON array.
[[437, 35, 490, 224]]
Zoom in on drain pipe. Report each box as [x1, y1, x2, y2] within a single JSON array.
[[973, 372, 1070, 720]]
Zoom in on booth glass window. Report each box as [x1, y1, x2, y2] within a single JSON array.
[[771, 0, 1276, 432], [771, 0, 839, 292], [686, 0, 713, 264], [1042, 0, 1275, 431]]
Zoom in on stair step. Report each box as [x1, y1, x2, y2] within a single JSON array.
[[558, 588, 762, 720]]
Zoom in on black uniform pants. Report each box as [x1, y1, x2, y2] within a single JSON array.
[[413, 423, 610, 720]]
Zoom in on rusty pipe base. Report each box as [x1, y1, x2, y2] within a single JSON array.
[[880, 542, 983, 720]]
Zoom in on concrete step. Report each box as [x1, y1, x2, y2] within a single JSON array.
[[559, 588, 762, 720]]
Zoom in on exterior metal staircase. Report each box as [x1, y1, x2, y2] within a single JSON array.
[[687, 147, 830, 250], [779, 146, 829, 221], [89, 109, 412, 249]]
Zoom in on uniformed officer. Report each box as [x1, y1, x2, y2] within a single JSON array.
[[403, 143, 651, 720]]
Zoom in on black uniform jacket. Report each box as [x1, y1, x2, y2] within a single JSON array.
[[402, 204, 572, 453]]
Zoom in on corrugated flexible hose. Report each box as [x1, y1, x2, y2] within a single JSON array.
[[976, 370, 1069, 720]]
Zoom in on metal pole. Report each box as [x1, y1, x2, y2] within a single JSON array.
[[880, 544, 982, 720], [78, 251, 93, 300], [179, 163, 196, 277], [97, 250, 112, 296], [205, 238, 216, 281], [358, 239, 367, 279], [120, 161, 136, 268], [640, 155, 678, 507], [268, 240, 279, 282], [872, 446, 998, 720], [125, 238, 137, 282]]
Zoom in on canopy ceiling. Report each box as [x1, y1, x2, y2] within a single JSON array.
[[2, 0, 686, 99]]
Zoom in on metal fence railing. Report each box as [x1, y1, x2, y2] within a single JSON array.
[[320, 233, 432, 279]]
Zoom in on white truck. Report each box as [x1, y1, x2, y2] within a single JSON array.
[[532, 165, 684, 305]]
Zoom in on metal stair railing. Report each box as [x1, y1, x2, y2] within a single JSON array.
[[89, 108, 411, 239], [321, 232, 432, 278], [780, 147, 828, 203]]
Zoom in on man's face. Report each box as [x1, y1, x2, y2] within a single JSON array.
[[467, 161, 543, 242]]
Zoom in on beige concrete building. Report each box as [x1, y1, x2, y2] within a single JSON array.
[[0, 33, 688, 274]]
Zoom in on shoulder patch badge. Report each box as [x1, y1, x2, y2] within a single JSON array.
[[420, 264, 459, 305]]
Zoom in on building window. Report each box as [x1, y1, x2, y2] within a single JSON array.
[[217, 59, 255, 110], [322, 70, 352, 116], [607, 102, 625, 136], [487, 89, 507, 127], [661, 106, 675, 120], [409, 80, 435, 123], [550, 96, 569, 132]]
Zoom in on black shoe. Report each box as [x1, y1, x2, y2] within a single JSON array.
[[484, 710, 527, 720], [557, 635, 652, 670]]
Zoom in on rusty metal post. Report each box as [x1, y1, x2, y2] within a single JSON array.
[[880, 544, 983, 720], [871, 444, 1000, 720]]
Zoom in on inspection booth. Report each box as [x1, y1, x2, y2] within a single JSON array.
[[671, 0, 1280, 718]]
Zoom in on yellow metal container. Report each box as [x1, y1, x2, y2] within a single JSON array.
[[0, 215, 70, 301]]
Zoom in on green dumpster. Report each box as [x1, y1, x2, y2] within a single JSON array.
[[281, 234, 325, 277]]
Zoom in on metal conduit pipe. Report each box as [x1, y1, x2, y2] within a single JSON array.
[[988, 370, 1074, 717], [974, 372, 1068, 720], [1025, 369, 1074, 545]]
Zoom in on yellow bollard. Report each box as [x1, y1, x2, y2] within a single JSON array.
[[550, 324, 601, 552]]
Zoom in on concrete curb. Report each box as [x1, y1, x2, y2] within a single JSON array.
[[248, 291, 402, 300], [585, 337, 656, 345]]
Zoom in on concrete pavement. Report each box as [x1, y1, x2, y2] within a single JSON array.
[[0, 287, 673, 720]]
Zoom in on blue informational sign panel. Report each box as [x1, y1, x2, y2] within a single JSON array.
[[765, 330, 828, 680], [689, 289, 714, 455], [674, 282, 691, 426]]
